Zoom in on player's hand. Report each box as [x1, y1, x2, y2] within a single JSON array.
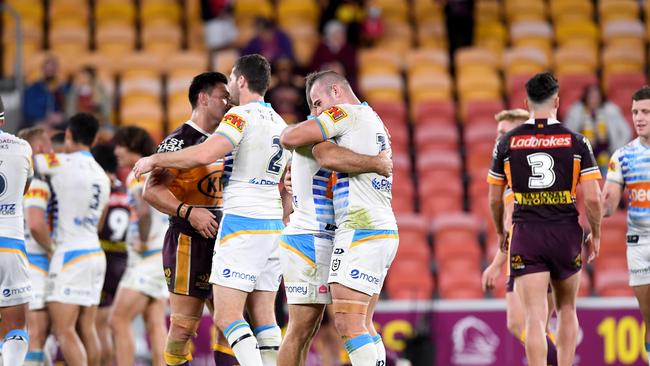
[[133, 156, 155, 179], [481, 263, 501, 291], [284, 163, 293, 195], [583, 233, 600, 263], [188, 207, 219, 239], [375, 150, 393, 177], [133, 239, 146, 254]]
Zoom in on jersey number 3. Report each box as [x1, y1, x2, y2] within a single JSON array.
[[527, 152, 556, 189], [267, 136, 284, 175]]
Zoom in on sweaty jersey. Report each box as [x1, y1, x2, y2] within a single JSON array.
[[125, 172, 168, 251], [98, 180, 129, 253], [606, 138, 650, 235], [488, 118, 601, 223], [158, 121, 224, 234], [214, 101, 289, 219], [34, 151, 110, 250], [313, 103, 396, 230], [284, 146, 336, 235], [24, 178, 51, 254], [0, 130, 33, 240]]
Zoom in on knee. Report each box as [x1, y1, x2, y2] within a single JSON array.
[[506, 316, 523, 339], [109, 314, 127, 334], [333, 313, 366, 338], [287, 319, 319, 342], [168, 314, 200, 342]]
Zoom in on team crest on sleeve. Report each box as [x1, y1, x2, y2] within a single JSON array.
[[223, 113, 246, 132], [44, 153, 60, 168], [608, 160, 617, 172], [324, 106, 348, 123]]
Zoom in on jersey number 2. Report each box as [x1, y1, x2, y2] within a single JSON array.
[[267, 136, 284, 175], [527, 153, 556, 189]]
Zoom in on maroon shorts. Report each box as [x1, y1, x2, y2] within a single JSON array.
[[509, 221, 583, 281], [506, 276, 553, 293], [99, 251, 127, 307], [163, 224, 217, 300]]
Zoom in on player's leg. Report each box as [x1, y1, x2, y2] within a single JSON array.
[[632, 284, 650, 362], [206, 297, 237, 366], [545, 289, 558, 366], [246, 290, 281, 366], [95, 306, 113, 366], [96, 250, 127, 366], [330, 284, 377, 366], [48, 302, 86, 366], [515, 272, 551, 366], [365, 294, 385, 365], [505, 277, 525, 339], [26, 309, 49, 366], [143, 297, 168, 366], [165, 293, 205, 366], [78, 305, 101, 366], [279, 304, 325, 366], [551, 271, 581, 366], [109, 287, 149, 366], [0, 304, 30, 365]]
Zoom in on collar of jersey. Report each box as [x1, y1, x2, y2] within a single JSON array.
[[76, 150, 93, 157], [359, 101, 368, 106], [524, 118, 560, 125], [248, 100, 271, 108], [185, 120, 210, 137]]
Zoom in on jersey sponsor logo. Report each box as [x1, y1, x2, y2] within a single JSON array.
[[629, 183, 650, 207], [349, 268, 380, 285], [222, 113, 246, 132], [333, 248, 344, 255], [285, 282, 309, 298], [511, 255, 525, 270], [2, 284, 31, 297], [222, 268, 256, 283], [63, 287, 92, 298], [0, 203, 16, 215], [248, 178, 278, 186], [514, 190, 573, 205], [324, 106, 348, 123], [157, 137, 185, 153], [25, 188, 48, 200], [628, 235, 640, 244], [0, 173, 6, 197], [44, 153, 60, 168], [372, 177, 392, 192], [509, 134, 572, 150], [198, 171, 223, 199]]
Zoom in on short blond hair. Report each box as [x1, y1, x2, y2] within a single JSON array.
[[494, 108, 530, 123], [17, 126, 47, 143]]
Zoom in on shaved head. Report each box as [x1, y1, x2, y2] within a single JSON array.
[[305, 70, 356, 116]]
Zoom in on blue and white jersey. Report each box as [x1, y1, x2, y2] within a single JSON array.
[[314, 103, 397, 230], [284, 145, 335, 235], [607, 138, 650, 237], [214, 101, 290, 219], [0, 130, 33, 241]]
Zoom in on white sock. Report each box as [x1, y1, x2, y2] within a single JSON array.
[[25, 349, 45, 366], [344, 334, 378, 366], [254, 324, 281, 366], [224, 320, 263, 366], [2, 329, 29, 366], [373, 335, 386, 366]]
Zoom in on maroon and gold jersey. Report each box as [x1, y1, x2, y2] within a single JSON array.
[[487, 118, 601, 223], [99, 180, 129, 253]]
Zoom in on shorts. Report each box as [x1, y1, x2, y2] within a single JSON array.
[[0, 238, 32, 307], [163, 225, 216, 300], [328, 228, 399, 296], [46, 248, 106, 306], [509, 221, 583, 281], [506, 276, 552, 294], [626, 234, 650, 286], [210, 214, 284, 293], [119, 249, 168, 299], [99, 251, 127, 307], [27, 253, 49, 310], [279, 233, 334, 304]]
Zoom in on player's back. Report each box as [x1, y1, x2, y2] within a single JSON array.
[[24, 178, 51, 254], [217, 101, 289, 219], [99, 179, 130, 252], [489, 118, 600, 223], [0, 131, 32, 240], [34, 151, 110, 249], [126, 171, 168, 251]]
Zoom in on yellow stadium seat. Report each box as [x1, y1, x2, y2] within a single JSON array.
[[549, 0, 593, 23], [602, 45, 645, 79], [164, 52, 208, 76], [475, 0, 501, 24], [555, 20, 599, 50], [553, 46, 598, 76], [408, 72, 453, 106], [141, 25, 182, 54], [95, 2, 135, 27], [140, 1, 181, 27], [454, 47, 500, 75], [413, 0, 444, 24], [503, 47, 549, 77], [49, 0, 88, 28], [505, 0, 547, 23], [456, 71, 501, 102], [416, 21, 446, 49], [374, 0, 409, 25], [376, 21, 413, 52], [95, 25, 135, 54], [474, 21, 507, 54], [49, 25, 89, 54], [4, 1, 43, 29], [359, 48, 402, 76], [602, 20, 646, 49], [510, 20, 553, 59], [599, 0, 640, 23], [277, 0, 319, 28], [406, 48, 449, 75], [281, 21, 319, 66], [211, 48, 239, 76], [359, 74, 404, 102], [116, 52, 165, 79], [234, 0, 273, 24], [120, 102, 164, 140]]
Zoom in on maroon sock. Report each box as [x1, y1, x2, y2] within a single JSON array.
[[214, 349, 239, 366], [546, 335, 558, 366]]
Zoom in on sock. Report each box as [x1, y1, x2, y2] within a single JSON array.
[[224, 320, 263, 366], [25, 350, 44, 366], [546, 334, 558, 366], [372, 335, 386, 366], [645, 342, 650, 365], [344, 334, 378, 366], [519, 330, 526, 343], [254, 325, 281, 366], [2, 329, 29, 366], [213, 343, 238, 366]]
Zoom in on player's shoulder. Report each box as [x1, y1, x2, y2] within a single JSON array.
[[613, 138, 642, 158], [35, 152, 65, 169], [0, 131, 31, 155], [158, 123, 199, 153], [320, 104, 355, 124]]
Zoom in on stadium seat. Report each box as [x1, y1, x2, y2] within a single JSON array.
[[463, 99, 505, 126], [432, 212, 481, 247], [438, 265, 483, 299], [605, 72, 646, 124], [212, 48, 239, 76], [277, 0, 319, 28], [601, 20, 646, 49], [396, 213, 429, 244], [391, 171, 416, 213], [578, 269, 592, 297], [95, 25, 136, 54], [140, 0, 181, 27], [48, 0, 88, 28], [557, 73, 598, 119], [49, 25, 89, 54], [474, 21, 507, 55], [475, 0, 501, 24], [412, 100, 456, 126], [509, 22, 553, 59], [454, 47, 500, 75], [121, 103, 165, 141], [358, 48, 402, 76], [372, 101, 407, 127], [377, 22, 414, 52], [598, 0, 640, 23], [234, 0, 273, 24], [406, 48, 449, 76], [504, 0, 547, 23], [141, 24, 182, 53], [416, 21, 447, 49], [465, 124, 498, 173], [408, 72, 453, 107], [549, 0, 593, 23], [456, 72, 502, 103], [602, 46, 645, 82], [414, 124, 459, 154], [555, 21, 599, 50], [553, 47, 598, 77], [419, 177, 464, 218], [385, 259, 434, 300], [374, 0, 409, 25], [600, 211, 628, 257], [503, 47, 549, 79], [95, 1, 135, 27]]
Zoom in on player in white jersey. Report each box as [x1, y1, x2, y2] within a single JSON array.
[[17, 127, 55, 366], [34, 113, 110, 366], [603, 86, 650, 361], [110, 126, 168, 366], [134, 54, 289, 366], [0, 99, 34, 365], [280, 71, 398, 366]]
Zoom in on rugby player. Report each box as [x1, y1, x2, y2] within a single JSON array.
[[18, 127, 54, 366], [91, 143, 129, 366], [134, 55, 290, 366], [487, 73, 602, 366], [0, 97, 34, 365], [603, 86, 650, 361], [111, 126, 169, 366], [480, 109, 558, 365], [35, 113, 111, 366], [141, 72, 235, 365], [280, 70, 398, 366]]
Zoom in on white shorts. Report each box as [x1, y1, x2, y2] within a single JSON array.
[[209, 214, 284, 293], [119, 250, 168, 300], [279, 233, 334, 304], [46, 248, 106, 306], [0, 238, 32, 307], [328, 229, 399, 296], [27, 253, 49, 310], [627, 242, 650, 286]]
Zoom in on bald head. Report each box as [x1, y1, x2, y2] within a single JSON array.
[[305, 70, 358, 116]]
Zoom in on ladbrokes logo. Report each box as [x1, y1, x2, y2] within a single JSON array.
[[510, 134, 572, 149]]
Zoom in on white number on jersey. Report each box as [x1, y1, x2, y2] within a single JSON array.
[[527, 152, 556, 189]]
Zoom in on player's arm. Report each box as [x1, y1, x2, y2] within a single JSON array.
[[602, 150, 625, 218], [132, 185, 152, 251], [481, 195, 514, 291], [579, 136, 603, 261], [143, 168, 218, 239], [280, 168, 293, 225], [488, 184, 507, 249], [312, 142, 392, 177], [26, 206, 53, 256], [280, 119, 326, 150], [23, 178, 32, 195]]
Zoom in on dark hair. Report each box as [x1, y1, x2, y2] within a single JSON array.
[[91, 144, 117, 174], [580, 84, 604, 105], [233, 54, 271, 96], [81, 65, 96, 80], [68, 113, 99, 146], [188, 72, 229, 109], [17, 126, 47, 143], [632, 86, 650, 101], [113, 126, 156, 157], [51, 131, 65, 145], [525, 72, 559, 104], [304, 70, 349, 104]]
